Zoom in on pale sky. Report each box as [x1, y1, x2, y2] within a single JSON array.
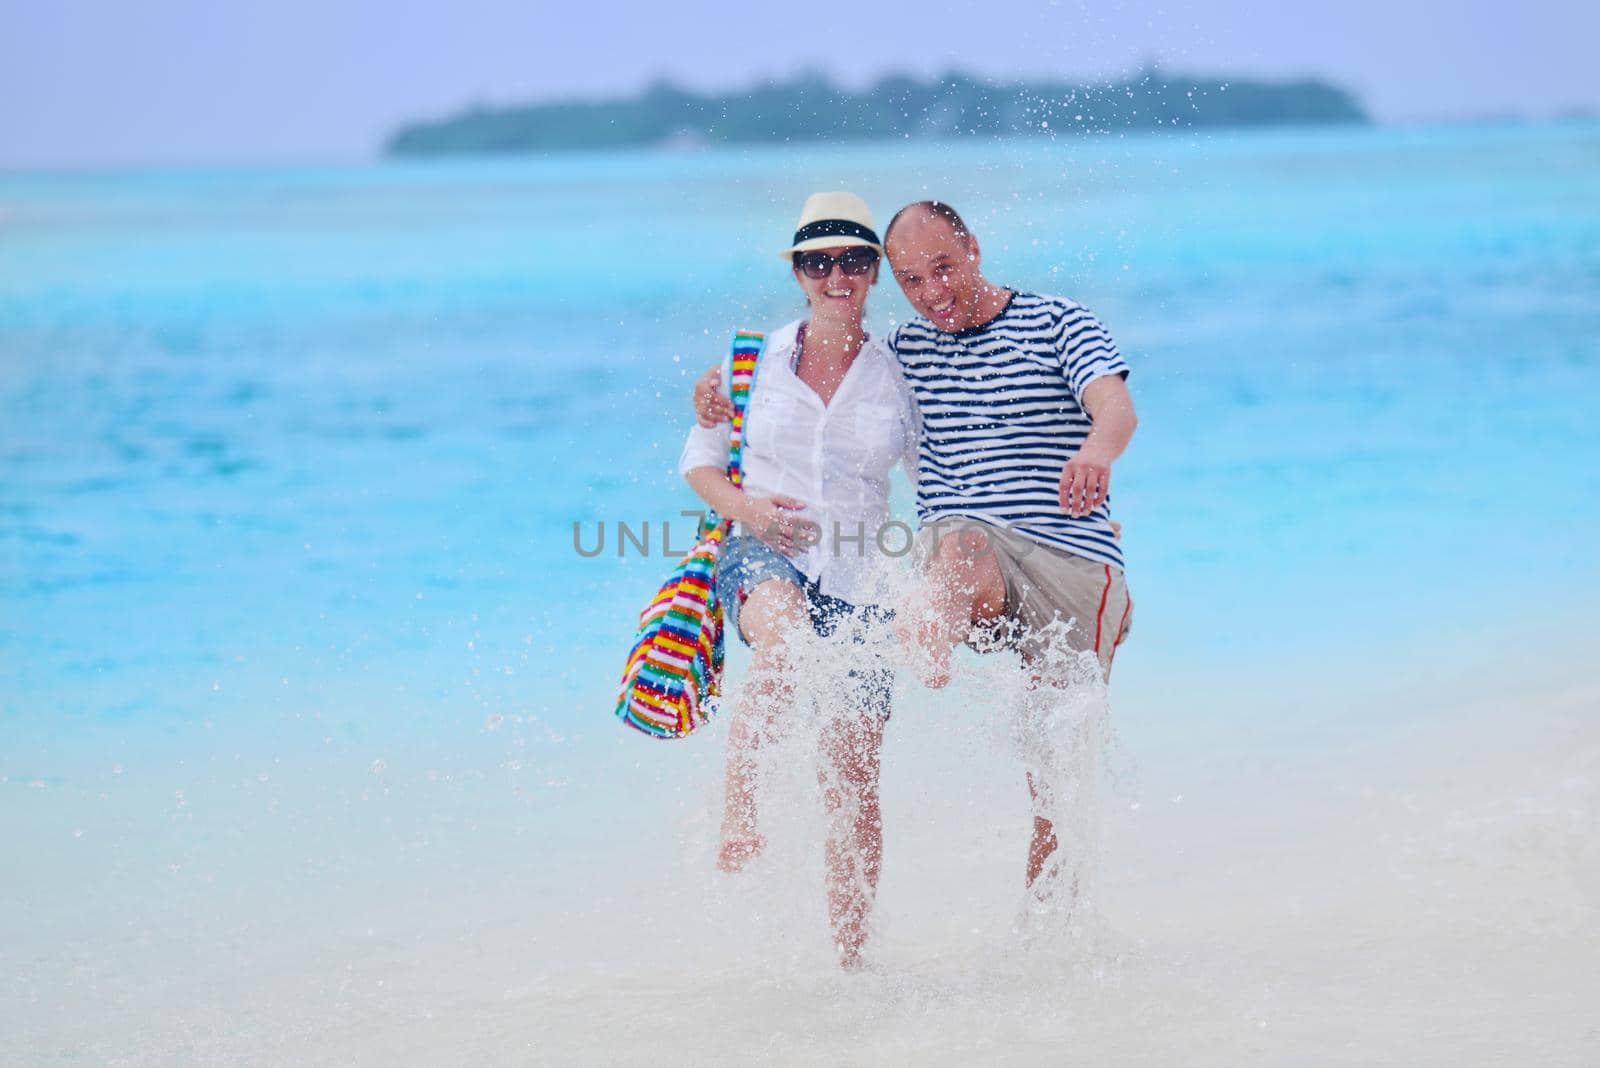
[[2, 0, 1596, 169]]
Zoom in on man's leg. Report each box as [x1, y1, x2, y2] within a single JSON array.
[[1016, 655, 1111, 924], [719, 579, 807, 873], [1020, 580, 1129, 898], [1025, 771, 1059, 889], [904, 525, 1008, 688]]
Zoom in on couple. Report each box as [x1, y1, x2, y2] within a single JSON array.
[[678, 192, 1136, 969]]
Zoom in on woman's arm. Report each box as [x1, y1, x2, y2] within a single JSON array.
[[684, 466, 808, 556]]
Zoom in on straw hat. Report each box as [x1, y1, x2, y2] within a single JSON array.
[[778, 192, 882, 259]]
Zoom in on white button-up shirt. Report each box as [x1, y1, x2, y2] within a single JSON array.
[[679, 319, 919, 606]]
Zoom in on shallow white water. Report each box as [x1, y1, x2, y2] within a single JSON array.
[[6, 630, 1597, 1066]]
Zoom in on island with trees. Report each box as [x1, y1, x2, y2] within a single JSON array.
[[386, 70, 1369, 157]]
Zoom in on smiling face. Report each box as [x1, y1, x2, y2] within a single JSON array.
[[793, 244, 878, 324], [885, 209, 988, 332]]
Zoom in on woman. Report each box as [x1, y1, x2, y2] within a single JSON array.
[[678, 191, 916, 969]]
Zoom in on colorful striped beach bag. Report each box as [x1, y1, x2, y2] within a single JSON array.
[[615, 329, 765, 738]]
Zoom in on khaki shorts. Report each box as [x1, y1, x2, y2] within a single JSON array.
[[914, 519, 1133, 677]]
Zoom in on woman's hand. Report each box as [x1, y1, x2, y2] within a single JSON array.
[[694, 366, 736, 428], [739, 494, 810, 556]]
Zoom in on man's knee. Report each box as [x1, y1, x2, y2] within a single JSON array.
[[933, 527, 992, 567], [925, 535, 1004, 613]]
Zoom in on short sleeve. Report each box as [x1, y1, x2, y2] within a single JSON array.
[[888, 323, 909, 356], [1054, 303, 1129, 407]]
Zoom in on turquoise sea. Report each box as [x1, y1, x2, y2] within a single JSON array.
[[3, 123, 1598, 1063]]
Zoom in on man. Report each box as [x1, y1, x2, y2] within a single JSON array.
[[880, 201, 1135, 906], [694, 200, 1136, 902]]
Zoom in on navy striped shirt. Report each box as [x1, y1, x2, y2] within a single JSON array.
[[890, 291, 1130, 569]]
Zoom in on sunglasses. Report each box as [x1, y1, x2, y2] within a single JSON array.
[[793, 247, 879, 279]]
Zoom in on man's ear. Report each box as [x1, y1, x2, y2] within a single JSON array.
[[965, 233, 981, 264]]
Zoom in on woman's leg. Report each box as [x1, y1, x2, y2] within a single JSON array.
[[719, 578, 808, 873], [819, 697, 886, 969]]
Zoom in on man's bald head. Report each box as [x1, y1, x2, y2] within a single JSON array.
[[883, 200, 972, 248]]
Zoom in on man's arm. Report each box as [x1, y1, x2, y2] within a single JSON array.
[[693, 367, 735, 427], [1058, 374, 1136, 518]]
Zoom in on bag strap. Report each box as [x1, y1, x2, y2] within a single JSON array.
[[724, 329, 765, 488]]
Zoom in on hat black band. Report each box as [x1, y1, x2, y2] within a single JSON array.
[[793, 219, 880, 247]]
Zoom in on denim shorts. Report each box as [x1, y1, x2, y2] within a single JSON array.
[[715, 534, 894, 719]]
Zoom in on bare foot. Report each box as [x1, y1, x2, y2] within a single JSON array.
[[1023, 824, 1080, 926], [718, 832, 765, 873], [835, 929, 866, 971], [1026, 824, 1059, 888]]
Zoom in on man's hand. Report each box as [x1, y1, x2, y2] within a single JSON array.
[[1058, 451, 1112, 517], [693, 366, 736, 428], [1060, 375, 1136, 517], [739, 494, 810, 556]]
